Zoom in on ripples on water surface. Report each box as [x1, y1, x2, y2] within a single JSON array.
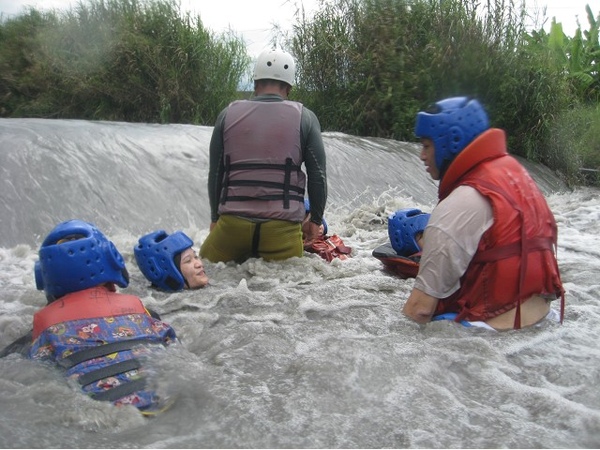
[[0, 119, 598, 448]]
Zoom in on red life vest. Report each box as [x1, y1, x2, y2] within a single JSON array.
[[435, 129, 565, 327], [32, 285, 148, 339], [219, 100, 306, 222]]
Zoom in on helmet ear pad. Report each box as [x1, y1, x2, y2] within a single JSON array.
[[438, 125, 465, 170], [35, 261, 44, 291], [448, 125, 464, 154], [141, 255, 180, 291]]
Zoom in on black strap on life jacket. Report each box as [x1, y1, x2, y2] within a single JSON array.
[[91, 378, 147, 402], [77, 358, 142, 386], [57, 338, 149, 369], [220, 156, 304, 208], [251, 222, 262, 258], [57, 339, 153, 403]]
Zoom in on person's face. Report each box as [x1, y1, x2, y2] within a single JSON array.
[[179, 248, 208, 289], [420, 138, 440, 180]]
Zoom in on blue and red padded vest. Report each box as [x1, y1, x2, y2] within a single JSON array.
[[30, 286, 177, 412]]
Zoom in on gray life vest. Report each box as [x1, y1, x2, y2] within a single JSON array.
[[218, 100, 306, 222]]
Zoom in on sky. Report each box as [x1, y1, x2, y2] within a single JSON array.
[[0, 0, 596, 56]]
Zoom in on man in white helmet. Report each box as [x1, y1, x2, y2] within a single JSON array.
[[201, 49, 328, 263]]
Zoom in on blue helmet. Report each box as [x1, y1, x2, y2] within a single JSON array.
[[388, 208, 430, 256], [34, 219, 129, 302], [134, 230, 193, 292], [414, 97, 489, 173], [304, 198, 328, 235]]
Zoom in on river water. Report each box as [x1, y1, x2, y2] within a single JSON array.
[[0, 119, 598, 448]]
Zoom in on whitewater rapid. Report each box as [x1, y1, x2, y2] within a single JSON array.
[[0, 119, 598, 448]]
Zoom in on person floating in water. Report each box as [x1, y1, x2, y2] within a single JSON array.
[[372, 207, 430, 279], [1, 219, 178, 415], [134, 230, 209, 292]]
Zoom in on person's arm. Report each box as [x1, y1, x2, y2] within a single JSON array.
[[207, 109, 227, 224], [0, 330, 33, 358], [301, 108, 327, 226], [402, 289, 439, 323], [403, 186, 494, 324]]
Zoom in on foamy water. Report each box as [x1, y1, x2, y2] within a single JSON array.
[[0, 119, 598, 448]]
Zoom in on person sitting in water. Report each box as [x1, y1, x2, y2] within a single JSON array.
[[302, 198, 351, 262], [372, 207, 430, 279], [2, 219, 178, 415], [201, 49, 327, 264], [402, 96, 565, 330], [134, 230, 209, 292]]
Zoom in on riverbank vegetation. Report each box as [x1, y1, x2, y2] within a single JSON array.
[[0, 0, 249, 124], [0, 0, 598, 185]]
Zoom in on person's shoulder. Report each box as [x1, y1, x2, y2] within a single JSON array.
[[300, 106, 322, 126], [442, 185, 488, 206], [433, 185, 490, 221]]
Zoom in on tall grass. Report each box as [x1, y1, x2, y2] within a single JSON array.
[[290, 0, 573, 166], [0, 0, 249, 123], [547, 104, 600, 186]]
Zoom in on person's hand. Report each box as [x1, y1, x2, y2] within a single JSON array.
[[303, 221, 322, 243], [210, 221, 218, 232]]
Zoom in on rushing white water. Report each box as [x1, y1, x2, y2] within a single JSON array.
[[0, 119, 598, 448]]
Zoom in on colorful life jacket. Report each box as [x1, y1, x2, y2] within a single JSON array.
[[218, 100, 306, 222], [29, 286, 177, 413], [435, 129, 565, 328]]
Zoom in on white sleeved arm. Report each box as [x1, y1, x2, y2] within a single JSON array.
[[414, 185, 494, 299]]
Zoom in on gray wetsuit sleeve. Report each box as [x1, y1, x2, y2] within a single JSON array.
[[208, 109, 227, 223], [301, 107, 327, 225]]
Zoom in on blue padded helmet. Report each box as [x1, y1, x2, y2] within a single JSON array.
[[304, 198, 328, 235], [134, 230, 193, 292], [388, 208, 431, 256], [414, 97, 489, 174], [34, 219, 129, 302]]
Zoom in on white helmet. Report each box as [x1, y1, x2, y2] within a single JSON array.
[[253, 49, 296, 87]]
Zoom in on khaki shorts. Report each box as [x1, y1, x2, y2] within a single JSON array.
[[200, 215, 303, 263]]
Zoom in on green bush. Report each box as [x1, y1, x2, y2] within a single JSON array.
[[548, 104, 600, 186], [0, 0, 250, 124], [290, 0, 573, 166]]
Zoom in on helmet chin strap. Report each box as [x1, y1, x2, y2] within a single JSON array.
[[438, 158, 453, 182], [173, 252, 189, 289]]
